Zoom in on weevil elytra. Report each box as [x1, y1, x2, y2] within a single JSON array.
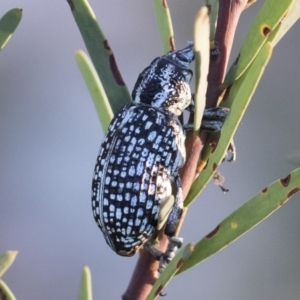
[[91, 43, 228, 270]]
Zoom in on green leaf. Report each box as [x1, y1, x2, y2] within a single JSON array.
[[193, 7, 210, 133], [78, 266, 92, 300], [273, 0, 300, 46], [0, 251, 18, 278], [187, 17, 285, 206], [185, 41, 272, 207], [224, 0, 294, 86], [0, 8, 22, 51], [75, 50, 113, 132], [178, 168, 300, 274], [205, 0, 218, 44], [146, 243, 194, 300], [152, 0, 175, 53], [68, 0, 131, 114], [0, 280, 16, 300]]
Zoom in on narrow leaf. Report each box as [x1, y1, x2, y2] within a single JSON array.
[[0, 251, 18, 278], [188, 21, 283, 206], [273, 0, 300, 46], [224, 0, 294, 86], [152, 0, 175, 53], [68, 0, 131, 114], [178, 168, 300, 274], [75, 50, 113, 132], [77, 266, 92, 300], [193, 7, 210, 133], [0, 8, 22, 51], [186, 42, 272, 207], [0, 280, 16, 300], [206, 0, 218, 43]]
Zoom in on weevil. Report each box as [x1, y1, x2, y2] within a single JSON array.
[[91, 43, 228, 271]]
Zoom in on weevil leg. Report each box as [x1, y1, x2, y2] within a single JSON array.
[[144, 242, 164, 261], [158, 236, 183, 274], [201, 107, 230, 132], [144, 236, 183, 276], [183, 107, 230, 132], [202, 107, 229, 121]]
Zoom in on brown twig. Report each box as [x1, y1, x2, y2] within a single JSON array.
[[122, 1, 249, 299]]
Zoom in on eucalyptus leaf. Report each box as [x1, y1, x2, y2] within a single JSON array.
[[0, 251, 18, 278], [75, 50, 113, 132], [178, 167, 300, 274], [193, 7, 210, 133], [68, 0, 131, 114], [0, 8, 22, 51], [152, 0, 175, 53], [186, 41, 272, 207], [78, 266, 92, 300], [206, 0, 218, 43], [0, 280, 16, 300], [224, 0, 294, 86], [273, 0, 300, 46]]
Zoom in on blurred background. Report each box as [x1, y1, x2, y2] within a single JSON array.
[[1, 1, 300, 299]]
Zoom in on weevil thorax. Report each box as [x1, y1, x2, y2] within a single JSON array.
[[132, 43, 194, 116]]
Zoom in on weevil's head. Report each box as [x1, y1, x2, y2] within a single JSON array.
[[132, 43, 194, 116]]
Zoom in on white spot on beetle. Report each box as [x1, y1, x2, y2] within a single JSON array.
[[145, 121, 153, 129], [146, 200, 153, 209], [105, 177, 111, 185], [140, 191, 147, 203], [133, 182, 140, 192], [126, 226, 132, 235], [116, 208, 122, 219], [129, 166, 135, 176], [126, 182, 133, 189], [139, 217, 148, 233], [136, 162, 144, 176], [131, 196, 138, 207], [137, 208, 144, 217], [148, 131, 157, 141], [148, 184, 156, 195]]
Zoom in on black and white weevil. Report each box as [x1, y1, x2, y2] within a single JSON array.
[[91, 43, 228, 272]]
